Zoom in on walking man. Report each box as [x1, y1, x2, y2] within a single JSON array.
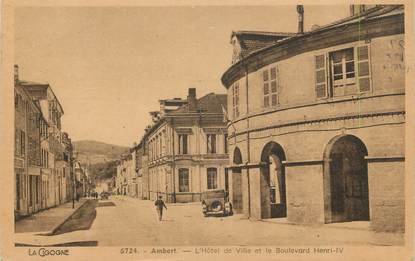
[[154, 196, 167, 221]]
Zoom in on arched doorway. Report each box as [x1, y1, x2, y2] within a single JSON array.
[[261, 142, 287, 218], [232, 147, 243, 213], [324, 135, 369, 223]]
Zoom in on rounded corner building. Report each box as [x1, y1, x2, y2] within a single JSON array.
[[221, 5, 405, 233]]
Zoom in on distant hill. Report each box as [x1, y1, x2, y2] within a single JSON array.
[[72, 140, 129, 181], [72, 140, 129, 165]]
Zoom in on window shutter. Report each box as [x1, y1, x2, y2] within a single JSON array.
[[15, 128, 20, 155], [275, 66, 280, 105], [356, 45, 371, 92], [315, 54, 328, 99]]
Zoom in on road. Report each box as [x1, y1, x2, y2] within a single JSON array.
[[85, 196, 403, 246], [15, 195, 404, 246]]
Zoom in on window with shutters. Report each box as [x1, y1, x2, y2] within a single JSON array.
[[16, 173, 21, 210], [263, 67, 279, 107], [206, 134, 216, 154], [178, 168, 189, 192], [232, 82, 239, 118], [224, 133, 228, 154], [314, 45, 371, 99], [315, 54, 328, 99], [20, 130, 25, 156], [356, 46, 371, 92], [330, 48, 356, 96], [15, 128, 20, 156], [207, 168, 218, 189], [178, 134, 188, 155]]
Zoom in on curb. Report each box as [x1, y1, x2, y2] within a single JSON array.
[[50, 199, 90, 235]]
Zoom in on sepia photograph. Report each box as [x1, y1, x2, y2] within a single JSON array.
[[1, 1, 413, 260]]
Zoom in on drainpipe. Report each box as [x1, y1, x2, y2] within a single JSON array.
[[171, 120, 176, 203], [244, 63, 251, 218]]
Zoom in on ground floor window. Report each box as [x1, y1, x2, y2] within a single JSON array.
[[178, 168, 189, 192], [16, 173, 21, 210], [29, 176, 33, 207], [207, 168, 218, 190]]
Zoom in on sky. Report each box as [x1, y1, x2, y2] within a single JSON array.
[[14, 5, 349, 147]]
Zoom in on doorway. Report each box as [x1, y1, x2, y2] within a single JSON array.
[[232, 147, 243, 213], [325, 135, 369, 223], [260, 142, 287, 218]]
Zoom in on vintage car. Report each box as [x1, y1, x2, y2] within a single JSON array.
[[201, 189, 233, 217], [100, 192, 110, 200]]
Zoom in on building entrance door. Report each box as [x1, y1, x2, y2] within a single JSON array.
[[327, 135, 369, 223], [268, 154, 286, 218], [260, 141, 286, 219], [232, 147, 243, 213]]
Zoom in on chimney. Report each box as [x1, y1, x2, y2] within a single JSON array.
[[14, 64, 19, 85], [296, 5, 304, 34], [187, 88, 197, 112]]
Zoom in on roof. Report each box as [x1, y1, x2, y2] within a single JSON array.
[[245, 5, 403, 60], [308, 5, 403, 34], [20, 81, 64, 114], [232, 31, 296, 59], [15, 83, 50, 125], [174, 93, 227, 114], [223, 5, 404, 87], [139, 93, 227, 143], [232, 31, 297, 38]]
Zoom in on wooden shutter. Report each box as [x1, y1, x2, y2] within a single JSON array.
[[315, 54, 328, 99], [15, 128, 20, 155], [356, 45, 371, 92], [271, 66, 279, 106]]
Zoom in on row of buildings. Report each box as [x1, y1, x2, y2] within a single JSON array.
[[14, 65, 90, 220], [116, 5, 405, 232]]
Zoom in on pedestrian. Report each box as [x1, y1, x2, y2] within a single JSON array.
[[154, 196, 167, 221], [76, 192, 80, 202]]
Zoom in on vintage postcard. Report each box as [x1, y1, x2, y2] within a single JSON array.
[[0, 0, 414, 260]]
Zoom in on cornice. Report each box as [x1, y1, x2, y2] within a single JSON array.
[[228, 91, 405, 127], [229, 109, 405, 139]]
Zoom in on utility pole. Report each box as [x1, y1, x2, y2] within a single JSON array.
[[70, 144, 75, 209], [171, 118, 176, 203], [72, 150, 79, 208]]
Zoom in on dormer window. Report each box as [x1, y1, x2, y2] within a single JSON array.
[[231, 36, 242, 64]]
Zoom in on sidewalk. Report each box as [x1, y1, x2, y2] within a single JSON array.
[[15, 198, 88, 234]]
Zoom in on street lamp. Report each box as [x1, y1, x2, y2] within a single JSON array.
[[70, 147, 78, 209]]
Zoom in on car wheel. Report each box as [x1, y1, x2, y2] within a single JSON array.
[[210, 200, 223, 212]]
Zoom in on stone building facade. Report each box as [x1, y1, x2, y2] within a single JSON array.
[[14, 65, 74, 219], [115, 144, 145, 198], [22, 81, 69, 207], [221, 5, 405, 232], [116, 153, 135, 196], [73, 161, 90, 197], [14, 81, 45, 216], [140, 88, 229, 203]]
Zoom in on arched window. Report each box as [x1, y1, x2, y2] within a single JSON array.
[[178, 168, 189, 192], [207, 168, 218, 189]]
